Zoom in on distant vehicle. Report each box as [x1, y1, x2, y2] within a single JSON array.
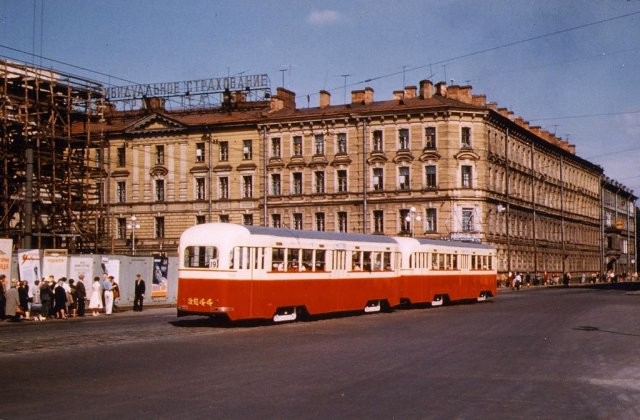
[[177, 223, 497, 322]]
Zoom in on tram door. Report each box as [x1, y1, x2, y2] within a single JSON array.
[[234, 246, 265, 280], [333, 250, 346, 277]]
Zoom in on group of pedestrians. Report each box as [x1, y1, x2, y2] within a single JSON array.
[[0, 272, 146, 322]]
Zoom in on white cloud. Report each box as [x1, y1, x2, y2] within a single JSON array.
[[307, 9, 341, 26]]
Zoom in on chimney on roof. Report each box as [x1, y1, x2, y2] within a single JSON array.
[[419, 80, 433, 99], [434, 82, 447, 97], [319, 90, 331, 108], [404, 86, 417, 99], [472, 94, 486, 106], [458, 86, 472, 104], [393, 90, 404, 101], [351, 89, 365, 104], [364, 87, 374, 105], [269, 87, 296, 112]]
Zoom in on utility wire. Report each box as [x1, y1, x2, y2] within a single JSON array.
[[0, 44, 139, 85], [309, 9, 640, 97]]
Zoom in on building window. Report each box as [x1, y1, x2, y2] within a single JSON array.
[[337, 170, 348, 192], [425, 208, 437, 232], [96, 181, 104, 204], [461, 165, 472, 188], [337, 212, 347, 233], [293, 213, 303, 230], [399, 209, 410, 234], [155, 145, 164, 165], [155, 216, 165, 239], [292, 172, 302, 195], [219, 214, 229, 223], [399, 167, 410, 190], [116, 181, 126, 203], [117, 147, 126, 167], [219, 177, 229, 199], [272, 214, 282, 228], [219, 141, 229, 161], [337, 133, 347, 154], [196, 215, 206, 225], [314, 134, 325, 155], [425, 165, 437, 189], [271, 137, 281, 158], [461, 127, 471, 148], [271, 174, 281, 196], [373, 168, 384, 190], [293, 136, 303, 156], [398, 128, 410, 150], [462, 208, 474, 232], [242, 175, 253, 198], [243, 214, 253, 226], [373, 210, 384, 234], [315, 212, 325, 231], [117, 218, 126, 239], [155, 179, 165, 201], [243, 140, 252, 160], [425, 127, 436, 149], [314, 171, 325, 194], [196, 142, 205, 162], [195, 177, 206, 200], [372, 130, 383, 152], [95, 149, 102, 168]]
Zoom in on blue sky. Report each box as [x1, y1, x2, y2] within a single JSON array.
[[2, 0, 640, 195]]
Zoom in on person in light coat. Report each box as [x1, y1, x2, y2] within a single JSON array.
[[5, 279, 22, 322]]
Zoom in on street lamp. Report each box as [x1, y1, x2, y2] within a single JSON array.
[[405, 206, 422, 237], [127, 215, 141, 255]]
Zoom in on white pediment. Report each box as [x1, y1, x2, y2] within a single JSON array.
[[125, 113, 186, 134]]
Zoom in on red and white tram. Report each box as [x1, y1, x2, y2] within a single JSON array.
[[177, 223, 496, 322]]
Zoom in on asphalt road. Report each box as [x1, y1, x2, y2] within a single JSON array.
[[1, 284, 639, 419]]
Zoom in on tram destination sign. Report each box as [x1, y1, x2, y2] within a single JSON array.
[[105, 73, 270, 101]]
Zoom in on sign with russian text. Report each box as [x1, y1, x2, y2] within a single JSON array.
[[105, 74, 270, 100], [0, 238, 12, 280], [18, 249, 41, 289], [42, 249, 69, 282]]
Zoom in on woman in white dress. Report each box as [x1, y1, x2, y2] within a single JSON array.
[[88, 276, 103, 316]]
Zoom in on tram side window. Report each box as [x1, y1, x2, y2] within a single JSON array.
[[287, 248, 300, 271], [316, 250, 326, 271], [352, 251, 362, 271], [432, 253, 439, 270], [302, 249, 313, 271], [372, 252, 382, 271], [438, 253, 445, 270], [362, 252, 372, 271], [272, 248, 285, 271], [451, 254, 458, 270], [383, 252, 392, 270], [184, 246, 219, 269], [471, 255, 477, 270]]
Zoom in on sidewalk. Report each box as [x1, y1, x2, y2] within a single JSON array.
[[0, 304, 177, 325], [498, 281, 640, 294]]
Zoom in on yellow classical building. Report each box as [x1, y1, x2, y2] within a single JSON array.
[[89, 79, 634, 278]]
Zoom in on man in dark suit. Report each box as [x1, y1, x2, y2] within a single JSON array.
[[75, 274, 87, 317], [133, 274, 146, 312]]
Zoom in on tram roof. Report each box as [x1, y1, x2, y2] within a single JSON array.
[[244, 225, 398, 244], [416, 237, 493, 250]]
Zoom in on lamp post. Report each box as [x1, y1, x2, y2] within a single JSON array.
[[405, 206, 422, 237], [127, 215, 141, 255]]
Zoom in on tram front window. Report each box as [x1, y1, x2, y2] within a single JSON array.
[[184, 246, 219, 268]]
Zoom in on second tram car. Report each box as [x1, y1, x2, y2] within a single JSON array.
[[177, 223, 496, 322]]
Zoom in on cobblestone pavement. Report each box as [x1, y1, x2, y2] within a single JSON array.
[[0, 307, 234, 355]]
